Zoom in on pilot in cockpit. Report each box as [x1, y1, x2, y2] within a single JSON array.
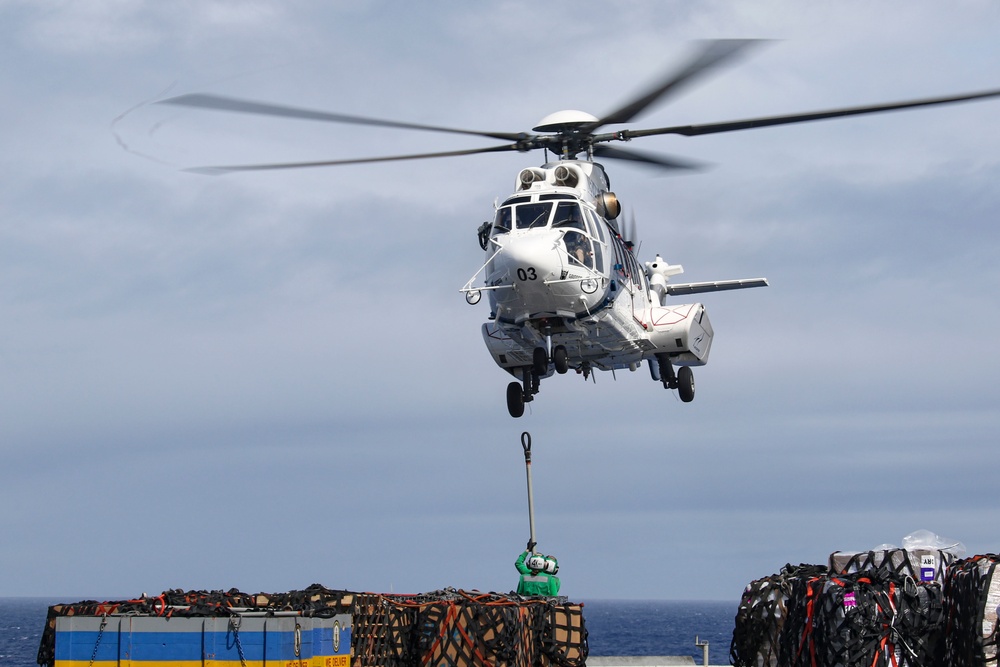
[[565, 230, 593, 267]]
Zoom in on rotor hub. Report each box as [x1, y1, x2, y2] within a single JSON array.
[[532, 110, 599, 133]]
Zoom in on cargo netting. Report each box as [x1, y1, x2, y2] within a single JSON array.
[[942, 553, 1000, 667], [829, 548, 955, 584], [36, 584, 587, 667], [784, 569, 944, 667], [733, 552, 1000, 667], [730, 563, 829, 667]]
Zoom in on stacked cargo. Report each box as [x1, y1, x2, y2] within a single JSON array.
[[37, 585, 587, 667], [730, 563, 828, 666], [942, 554, 1000, 666], [730, 531, 987, 667]]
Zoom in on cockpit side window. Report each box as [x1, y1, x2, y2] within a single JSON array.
[[584, 208, 606, 244], [492, 206, 512, 235], [583, 208, 605, 272], [514, 202, 553, 229], [554, 203, 591, 269], [555, 202, 604, 271], [564, 231, 594, 269]]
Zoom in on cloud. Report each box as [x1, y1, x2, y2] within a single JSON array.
[[2, 0, 1000, 600], [5, 0, 290, 54]]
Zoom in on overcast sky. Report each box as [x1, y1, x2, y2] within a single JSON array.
[[2, 1, 999, 603]]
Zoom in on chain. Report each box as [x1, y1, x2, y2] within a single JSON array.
[[230, 616, 248, 667], [88, 615, 107, 667]]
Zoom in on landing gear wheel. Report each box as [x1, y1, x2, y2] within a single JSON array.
[[506, 381, 525, 418], [677, 366, 695, 403], [532, 347, 548, 375], [553, 346, 569, 374]]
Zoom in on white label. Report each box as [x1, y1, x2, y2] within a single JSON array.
[[921, 554, 937, 581]]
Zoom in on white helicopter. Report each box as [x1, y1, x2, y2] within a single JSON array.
[[159, 40, 1000, 418], [460, 156, 766, 417]]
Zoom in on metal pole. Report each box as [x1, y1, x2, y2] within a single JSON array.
[[695, 636, 709, 666], [521, 431, 536, 551]]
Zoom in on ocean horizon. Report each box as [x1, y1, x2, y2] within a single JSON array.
[[2, 596, 738, 666]]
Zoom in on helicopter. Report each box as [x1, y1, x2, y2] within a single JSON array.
[[459, 157, 767, 418], [158, 40, 1000, 418]]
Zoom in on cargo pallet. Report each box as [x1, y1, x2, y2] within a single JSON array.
[[37, 585, 587, 667]]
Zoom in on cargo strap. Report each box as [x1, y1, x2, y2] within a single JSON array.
[[942, 553, 1000, 666], [87, 615, 107, 667], [229, 616, 248, 667]]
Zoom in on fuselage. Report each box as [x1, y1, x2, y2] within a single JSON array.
[[471, 160, 712, 376]]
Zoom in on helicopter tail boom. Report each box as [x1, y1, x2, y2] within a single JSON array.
[[663, 277, 769, 296]]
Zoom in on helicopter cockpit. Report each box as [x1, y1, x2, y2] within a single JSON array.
[[551, 201, 596, 270], [488, 197, 605, 272]]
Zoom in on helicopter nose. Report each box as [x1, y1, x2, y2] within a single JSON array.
[[497, 232, 561, 287], [490, 231, 577, 322]]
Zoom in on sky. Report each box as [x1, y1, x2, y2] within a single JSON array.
[[2, 0, 1000, 603]]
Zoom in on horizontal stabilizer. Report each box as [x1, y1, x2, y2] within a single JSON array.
[[664, 277, 769, 295]]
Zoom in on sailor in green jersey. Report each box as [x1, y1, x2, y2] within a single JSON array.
[[515, 548, 561, 596]]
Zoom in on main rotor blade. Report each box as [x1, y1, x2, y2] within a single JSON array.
[[588, 39, 762, 131], [159, 93, 528, 142], [591, 144, 704, 172], [185, 143, 523, 174], [620, 88, 1000, 139]]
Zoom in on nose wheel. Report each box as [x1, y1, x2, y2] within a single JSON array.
[[552, 345, 569, 374], [532, 344, 569, 374]]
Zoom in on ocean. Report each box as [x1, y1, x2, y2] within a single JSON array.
[[584, 599, 737, 664], [1, 597, 738, 666]]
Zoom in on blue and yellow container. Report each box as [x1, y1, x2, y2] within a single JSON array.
[[53, 613, 352, 667]]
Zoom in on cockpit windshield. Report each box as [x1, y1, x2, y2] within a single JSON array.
[[514, 202, 553, 229], [492, 202, 555, 234], [492, 200, 593, 234], [552, 201, 584, 231], [487, 199, 603, 271]]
